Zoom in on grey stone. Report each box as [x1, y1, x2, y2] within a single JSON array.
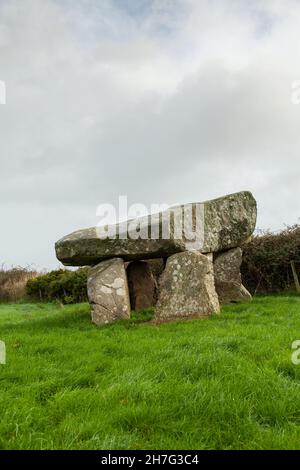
[[145, 259, 166, 282], [55, 191, 257, 266], [87, 258, 130, 325], [214, 247, 252, 304], [155, 251, 220, 322], [203, 191, 257, 253], [126, 261, 157, 311]]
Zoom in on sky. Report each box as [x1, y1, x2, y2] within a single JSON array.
[[1, 0, 300, 269]]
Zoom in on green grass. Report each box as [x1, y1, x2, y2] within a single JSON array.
[[0, 296, 300, 450]]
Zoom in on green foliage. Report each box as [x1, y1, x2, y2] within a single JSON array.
[[130, 307, 155, 323], [1, 296, 300, 449], [242, 225, 300, 294], [26, 268, 90, 304]]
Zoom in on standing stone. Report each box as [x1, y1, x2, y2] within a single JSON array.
[[214, 247, 252, 304], [127, 261, 157, 311], [87, 258, 130, 325], [146, 258, 166, 283], [155, 251, 220, 322]]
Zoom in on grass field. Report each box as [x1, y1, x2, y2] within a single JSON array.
[[0, 296, 300, 450]]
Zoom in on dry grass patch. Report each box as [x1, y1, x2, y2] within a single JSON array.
[[0, 267, 38, 302]]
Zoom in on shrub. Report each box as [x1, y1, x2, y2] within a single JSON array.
[[0, 267, 38, 302], [26, 268, 90, 304], [241, 225, 300, 294]]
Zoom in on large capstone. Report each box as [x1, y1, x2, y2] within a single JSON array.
[[87, 258, 131, 325], [214, 247, 252, 304], [155, 251, 220, 322], [126, 261, 157, 311], [55, 191, 257, 266]]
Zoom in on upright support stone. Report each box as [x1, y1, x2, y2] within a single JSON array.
[[146, 259, 165, 283], [126, 261, 157, 311], [214, 247, 252, 304], [87, 258, 131, 325], [155, 251, 220, 322]]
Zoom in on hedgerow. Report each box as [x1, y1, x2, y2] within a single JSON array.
[[26, 268, 90, 304], [242, 225, 300, 293]]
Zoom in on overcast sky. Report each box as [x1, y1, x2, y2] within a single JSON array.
[[1, 0, 300, 269]]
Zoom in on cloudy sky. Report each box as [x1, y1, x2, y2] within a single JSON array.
[[1, 0, 300, 269]]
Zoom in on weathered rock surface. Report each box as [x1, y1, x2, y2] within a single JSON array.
[[127, 261, 157, 311], [146, 259, 166, 282], [155, 251, 220, 321], [57, 228, 184, 267], [203, 192, 256, 252], [87, 258, 130, 325], [214, 248, 252, 304], [55, 191, 257, 266]]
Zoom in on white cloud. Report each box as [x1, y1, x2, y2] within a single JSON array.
[[0, 0, 300, 267]]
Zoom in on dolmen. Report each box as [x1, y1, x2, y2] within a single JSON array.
[[55, 191, 257, 324]]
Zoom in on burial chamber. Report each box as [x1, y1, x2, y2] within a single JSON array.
[[55, 191, 257, 324]]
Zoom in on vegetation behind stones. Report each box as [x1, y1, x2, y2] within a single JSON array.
[[242, 225, 300, 294], [26, 268, 90, 304], [0, 267, 38, 303]]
